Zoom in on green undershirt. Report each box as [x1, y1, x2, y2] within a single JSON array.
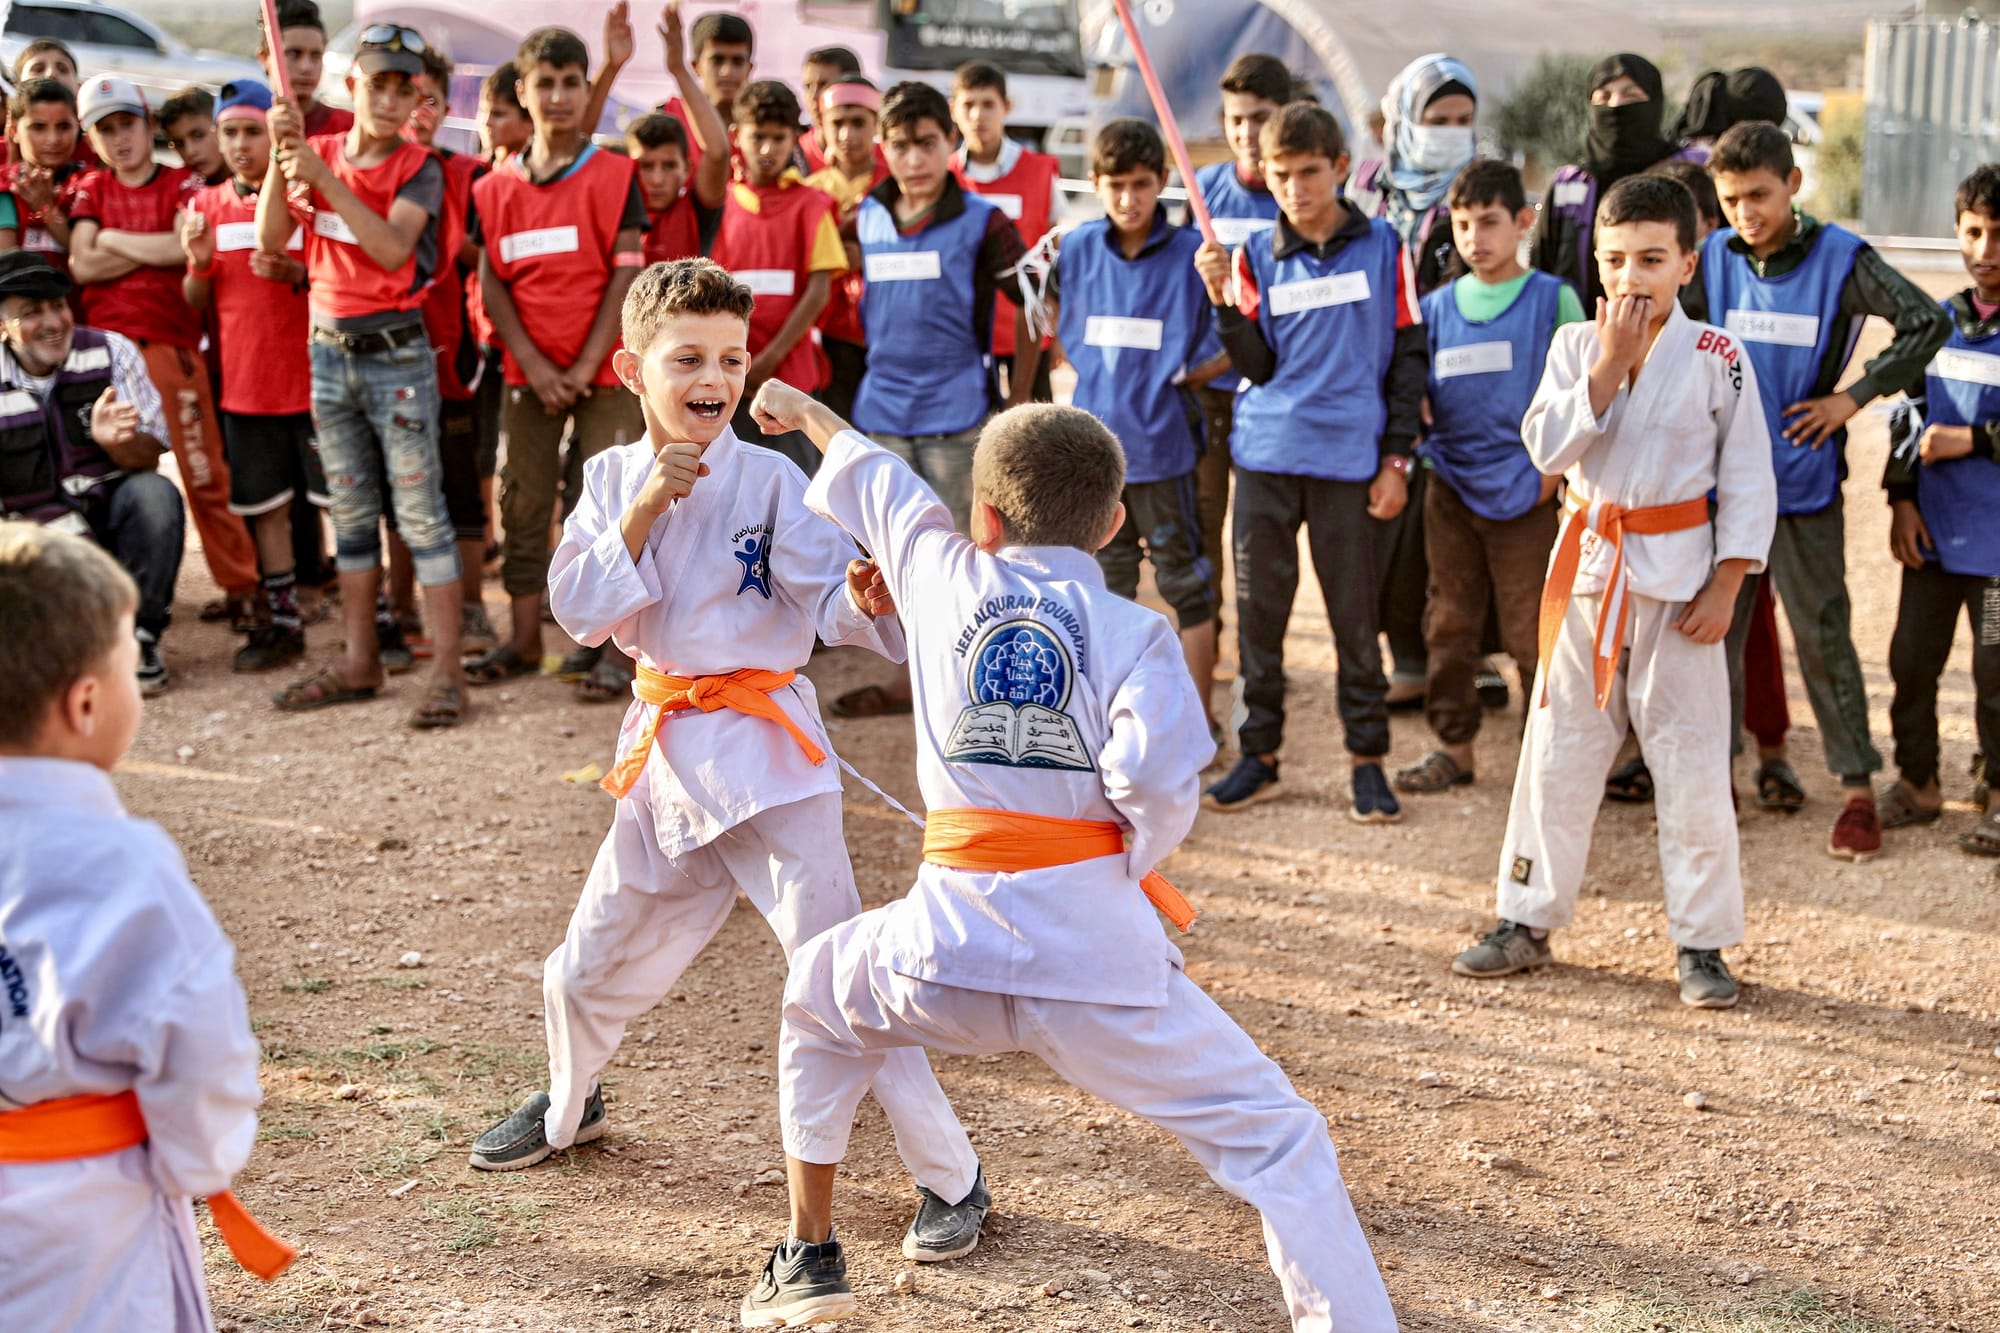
[[1452, 270, 1586, 327]]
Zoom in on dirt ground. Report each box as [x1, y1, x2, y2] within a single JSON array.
[[118, 292, 1997, 1333]]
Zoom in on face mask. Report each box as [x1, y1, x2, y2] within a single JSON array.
[[1404, 124, 1474, 173]]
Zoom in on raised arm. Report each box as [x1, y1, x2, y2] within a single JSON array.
[[660, 2, 729, 210], [582, 0, 636, 146]]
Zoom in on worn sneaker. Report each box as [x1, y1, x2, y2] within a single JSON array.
[[1451, 920, 1552, 978], [1677, 948, 1740, 1009], [460, 602, 498, 657], [1826, 795, 1882, 863], [136, 629, 168, 696], [1202, 753, 1281, 811], [468, 1085, 605, 1171], [1350, 761, 1403, 824], [378, 620, 416, 675], [903, 1166, 990, 1261], [740, 1233, 857, 1327], [234, 624, 305, 673]]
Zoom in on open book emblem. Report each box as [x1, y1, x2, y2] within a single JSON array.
[[944, 619, 1093, 772]]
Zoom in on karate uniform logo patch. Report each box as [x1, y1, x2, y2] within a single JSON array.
[[944, 619, 1092, 771], [1510, 856, 1533, 885], [733, 527, 772, 599]]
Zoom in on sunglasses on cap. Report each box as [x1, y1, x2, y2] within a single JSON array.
[[358, 24, 427, 54]]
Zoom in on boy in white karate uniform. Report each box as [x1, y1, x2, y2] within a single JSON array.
[[469, 258, 990, 1263], [734, 381, 1399, 1332], [0, 525, 290, 1331], [1452, 176, 1777, 1008]]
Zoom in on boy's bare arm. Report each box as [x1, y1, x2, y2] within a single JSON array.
[[564, 229, 645, 393], [178, 210, 214, 310], [748, 270, 832, 385], [253, 152, 296, 255], [1005, 305, 1040, 407], [1675, 557, 1751, 643], [581, 0, 635, 149], [64, 220, 143, 283], [94, 226, 187, 268], [661, 2, 730, 210]]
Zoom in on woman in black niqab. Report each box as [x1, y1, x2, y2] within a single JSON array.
[[1582, 53, 1676, 187]]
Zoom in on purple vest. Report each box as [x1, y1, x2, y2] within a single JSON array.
[[1547, 149, 1705, 299], [0, 329, 120, 524]]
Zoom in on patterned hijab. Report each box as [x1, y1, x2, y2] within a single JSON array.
[[1381, 53, 1479, 247]]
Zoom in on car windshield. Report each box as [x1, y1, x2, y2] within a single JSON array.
[[5, 5, 91, 42]]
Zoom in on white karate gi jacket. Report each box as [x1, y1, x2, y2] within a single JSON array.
[[1523, 304, 1777, 602], [804, 429, 1218, 1008], [0, 759, 262, 1332], [549, 429, 904, 858]]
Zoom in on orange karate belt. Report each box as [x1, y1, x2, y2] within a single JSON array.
[[0, 1090, 296, 1280], [1538, 493, 1712, 710], [922, 807, 1197, 932], [601, 664, 826, 799]]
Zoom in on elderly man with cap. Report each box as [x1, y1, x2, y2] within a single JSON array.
[[0, 248, 181, 693]]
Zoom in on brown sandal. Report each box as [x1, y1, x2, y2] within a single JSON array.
[[1393, 749, 1473, 793], [1877, 780, 1942, 831], [578, 655, 634, 704], [465, 646, 539, 686], [408, 680, 466, 729], [829, 682, 913, 719], [1958, 807, 2000, 856], [273, 666, 378, 713]]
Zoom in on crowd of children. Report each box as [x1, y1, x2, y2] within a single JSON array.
[[3, 9, 1998, 1329]]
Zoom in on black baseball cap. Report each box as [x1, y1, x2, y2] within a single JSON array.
[[0, 249, 72, 302]]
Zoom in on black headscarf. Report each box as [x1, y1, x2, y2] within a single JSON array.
[[1671, 66, 1788, 141], [1582, 53, 1674, 186], [1671, 70, 1730, 143]]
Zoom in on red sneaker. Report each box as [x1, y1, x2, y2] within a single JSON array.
[[1827, 795, 1882, 863]]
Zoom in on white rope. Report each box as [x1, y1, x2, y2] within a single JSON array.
[[1014, 227, 1063, 342]]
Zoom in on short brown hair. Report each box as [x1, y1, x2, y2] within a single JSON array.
[[1710, 120, 1794, 181], [1260, 100, 1345, 165], [517, 27, 589, 77], [952, 61, 1007, 100], [157, 86, 214, 131], [12, 78, 77, 122], [626, 112, 688, 156], [972, 405, 1125, 551], [734, 79, 801, 130], [1219, 53, 1292, 108], [1091, 118, 1164, 180], [1645, 159, 1721, 229], [0, 525, 136, 748], [1597, 174, 1696, 253], [621, 258, 755, 355]]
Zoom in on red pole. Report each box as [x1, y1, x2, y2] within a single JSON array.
[[1109, 0, 1215, 245], [258, 0, 296, 104]]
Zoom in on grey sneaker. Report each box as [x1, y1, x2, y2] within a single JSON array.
[[136, 628, 168, 696], [1451, 920, 1552, 978], [903, 1165, 989, 1261], [740, 1232, 857, 1327], [460, 601, 498, 657], [468, 1085, 605, 1171], [1677, 948, 1739, 1009]]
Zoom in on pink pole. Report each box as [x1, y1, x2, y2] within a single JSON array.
[[258, 0, 296, 104], [1109, 0, 1215, 245]]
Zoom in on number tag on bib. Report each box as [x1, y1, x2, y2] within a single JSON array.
[[1210, 216, 1271, 247], [734, 269, 797, 296], [982, 193, 1024, 220], [214, 222, 259, 252], [1267, 271, 1370, 317], [312, 210, 358, 245], [1930, 347, 2000, 389], [1725, 309, 1820, 347], [1552, 180, 1590, 208], [1084, 316, 1164, 351], [1434, 341, 1513, 379], [499, 225, 580, 264], [864, 251, 943, 282]]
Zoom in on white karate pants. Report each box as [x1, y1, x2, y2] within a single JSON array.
[[779, 909, 1400, 1333], [542, 793, 980, 1202], [1497, 591, 1746, 949]]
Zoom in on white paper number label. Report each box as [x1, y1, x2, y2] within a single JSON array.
[[1434, 341, 1514, 379], [1084, 316, 1164, 350], [1267, 270, 1370, 317], [1725, 309, 1821, 348], [864, 251, 943, 282]]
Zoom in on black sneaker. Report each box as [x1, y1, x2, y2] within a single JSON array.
[[1202, 754, 1280, 811], [903, 1165, 989, 1261], [234, 624, 305, 673], [740, 1233, 857, 1327], [1349, 761, 1402, 824], [468, 1085, 605, 1171], [378, 620, 416, 675], [136, 629, 168, 696], [1451, 920, 1553, 978], [1476, 664, 1510, 712], [554, 643, 603, 682], [1677, 948, 1739, 1009]]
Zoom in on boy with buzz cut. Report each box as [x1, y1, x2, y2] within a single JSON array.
[[470, 260, 991, 1273], [1878, 163, 2000, 858], [709, 78, 845, 476], [660, 10, 755, 175], [68, 73, 263, 626], [3, 79, 79, 262], [160, 87, 226, 186], [1454, 175, 1776, 1009], [12, 38, 78, 91], [1703, 121, 1950, 862], [1394, 159, 1581, 796], [950, 61, 1060, 404], [0, 523, 294, 1327], [1047, 117, 1223, 729], [736, 379, 1399, 1333], [180, 78, 324, 675], [258, 23, 471, 729], [1193, 100, 1426, 823], [466, 25, 650, 690], [259, 0, 352, 140]]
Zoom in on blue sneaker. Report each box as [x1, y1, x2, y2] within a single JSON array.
[[1202, 754, 1281, 812], [1350, 762, 1403, 824]]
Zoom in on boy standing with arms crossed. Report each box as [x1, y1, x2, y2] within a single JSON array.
[[737, 380, 1399, 1332], [1453, 176, 1776, 1008], [1704, 122, 1949, 860], [1395, 160, 1580, 794], [465, 26, 648, 687], [259, 24, 469, 728], [68, 74, 262, 626], [470, 261, 990, 1272], [1193, 102, 1426, 822]]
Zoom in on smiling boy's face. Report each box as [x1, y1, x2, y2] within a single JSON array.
[[616, 311, 749, 448]]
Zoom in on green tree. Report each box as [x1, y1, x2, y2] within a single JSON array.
[[1808, 90, 1864, 223], [1492, 53, 1598, 166]]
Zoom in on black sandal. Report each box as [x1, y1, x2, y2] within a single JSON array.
[[1755, 760, 1807, 814], [1604, 756, 1654, 803], [465, 646, 540, 686], [578, 655, 634, 704]]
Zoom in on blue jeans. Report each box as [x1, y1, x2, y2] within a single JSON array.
[[875, 424, 982, 534], [309, 331, 460, 587], [78, 470, 184, 638]]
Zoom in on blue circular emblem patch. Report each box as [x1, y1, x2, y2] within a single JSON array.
[[968, 619, 1072, 711]]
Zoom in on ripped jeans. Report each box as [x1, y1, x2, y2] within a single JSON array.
[[309, 326, 461, 588]]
